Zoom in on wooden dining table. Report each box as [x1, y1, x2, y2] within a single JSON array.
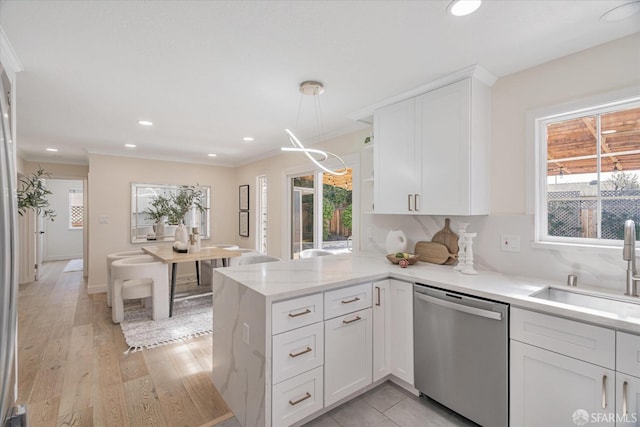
[[142, 245, 241, 316]]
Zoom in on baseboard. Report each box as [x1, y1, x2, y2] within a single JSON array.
[[45, 255, 83, 262], [88, 284, 107, 294]]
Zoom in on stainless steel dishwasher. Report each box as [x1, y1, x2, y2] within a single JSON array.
[[413, 283, 509, 427]]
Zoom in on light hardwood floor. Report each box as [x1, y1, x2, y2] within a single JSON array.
[[16, 260, 233, 427]]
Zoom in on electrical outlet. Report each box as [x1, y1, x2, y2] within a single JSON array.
[[243, 322, 250, 344], [501, 234, 521, 252]]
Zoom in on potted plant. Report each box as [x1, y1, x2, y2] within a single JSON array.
[[168, 185, 207, 225], [144, 194, 171, 237], [17, 167, 56, 221]]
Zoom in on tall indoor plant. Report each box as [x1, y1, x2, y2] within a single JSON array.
[[17, 168, 56, 221]]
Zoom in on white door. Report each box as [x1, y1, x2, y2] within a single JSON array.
[[372, 280, 390, 382], [415, 79, 471, 215], [389, 280, 414, 384], [324, 308, 372, 406], [35, 211, 44, 280], [616, 373, 640, 426], [373, 98, 418, 214], [511, 340, 615, 427]]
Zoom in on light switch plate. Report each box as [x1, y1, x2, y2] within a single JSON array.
[[98, 215, 109, 224], [501, 234, 521, 252]]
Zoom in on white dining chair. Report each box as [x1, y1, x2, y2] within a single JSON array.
[[299, 249, 334, 258], [106, 249, 146, 307], [111, 255, 169, 324]]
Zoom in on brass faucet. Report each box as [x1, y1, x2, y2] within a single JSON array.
[[623, 219, 639, 297]]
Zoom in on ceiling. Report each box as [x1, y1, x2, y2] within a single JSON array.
[[1, 1, 639, 167]]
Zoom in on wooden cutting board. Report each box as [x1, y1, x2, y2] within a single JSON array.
[[415, 241, 457, 265], [431, 218, 459, 265]]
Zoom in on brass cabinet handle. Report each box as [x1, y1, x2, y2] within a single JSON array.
[[602, 375, 608, 409], [341, 297, 360, 304], [343, 315, 362, 324], [375, 286, 381, 306], [289, 346, 312, 358], [408, 194, 413, 211], [288, 309, 311, 318], [623, 381, 628, 415], [414, 194, 420, 211], [289, 392, 311, 406]]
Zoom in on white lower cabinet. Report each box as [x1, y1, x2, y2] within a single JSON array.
[[324, 307, 373, 406], [272, 366, 324, 426], [372, 280, 391, 381], [372, 279, 414, 385], [511, 340, 615, 427], [510, 308, 640, 427]]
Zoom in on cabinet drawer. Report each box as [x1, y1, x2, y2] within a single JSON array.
[[272, 366, 323, 427], [511, 308, 615, 368], [273, 322, 324, 384], [272, 293, 323, 335], [617, 331, 640, 377], [324, 282, 372, 320]]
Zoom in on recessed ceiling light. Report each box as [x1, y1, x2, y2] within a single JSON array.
[[137, 120, 153, 126], [447, 0, 482, 16], [600, 1, 640, 22], [125, 143, 137, 148], [207, 153, 217, 157], [242, 137, 254, 142], [46, 148, 58, 152], [602, 130, 617, 135]]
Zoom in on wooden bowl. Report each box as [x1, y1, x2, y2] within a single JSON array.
[[386, 254, 419, 265]]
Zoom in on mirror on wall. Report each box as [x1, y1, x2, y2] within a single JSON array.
[[131, 182, 211, 243]]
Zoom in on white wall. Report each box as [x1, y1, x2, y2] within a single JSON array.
[[362, 33, 640, 292], [87, 154, 237, 293], [43, 178, 83, 261]]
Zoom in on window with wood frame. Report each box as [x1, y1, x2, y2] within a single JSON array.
[[538, 100, 640, 244]]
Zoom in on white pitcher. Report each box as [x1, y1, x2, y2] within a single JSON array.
[[385, 229, 407, 254]]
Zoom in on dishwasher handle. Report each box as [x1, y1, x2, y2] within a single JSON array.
[[414, 291, 503, 321]]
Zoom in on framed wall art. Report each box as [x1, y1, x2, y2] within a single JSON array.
[[239, 185, 249, 211], [239, 211, 249, 237]]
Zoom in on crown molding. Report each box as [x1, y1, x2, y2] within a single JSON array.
[[0, 26, 24, 80], [348, 64, 497, 123]]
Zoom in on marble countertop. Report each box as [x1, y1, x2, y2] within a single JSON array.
[[216, 252, 640, 334]]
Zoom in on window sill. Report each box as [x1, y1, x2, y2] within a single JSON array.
[[530, 240, 622, 255]]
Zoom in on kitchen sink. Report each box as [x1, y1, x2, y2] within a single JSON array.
[[530, 287, 640, 318]]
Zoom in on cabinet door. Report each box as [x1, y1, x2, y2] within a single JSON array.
[[511, 340, 615, 427], [373, 98, 419, 214], [415, 79, 472, 215], [389, 279, 414, 385], [325, 308, 373, 406], [372, 280, 390, 382], [616, 373, 640, 426]]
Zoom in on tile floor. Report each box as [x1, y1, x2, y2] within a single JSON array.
[[217, 381, 478, 427]]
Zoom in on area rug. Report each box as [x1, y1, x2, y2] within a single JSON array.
[[63, 258, 83, 272], [120, 295, 212, 353]]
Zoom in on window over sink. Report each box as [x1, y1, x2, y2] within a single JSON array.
[[534, 93, 640, 246]]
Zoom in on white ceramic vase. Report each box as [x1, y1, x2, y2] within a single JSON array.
[[385, 229, 407, 254], [174, 223, 188, 245]]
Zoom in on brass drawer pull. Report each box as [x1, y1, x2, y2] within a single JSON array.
[[341, 297, 360, 304], [289, 347, 312, 358], [289, 392, 311, 406], [288, 309, 311, 318], [343, 315, 362, 324]]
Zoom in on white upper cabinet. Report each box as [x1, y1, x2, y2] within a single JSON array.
[[372, 66, 494, 215], [373, 98, 419, 214]]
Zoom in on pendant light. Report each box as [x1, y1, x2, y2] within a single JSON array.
[[282, 81, 347, 176]]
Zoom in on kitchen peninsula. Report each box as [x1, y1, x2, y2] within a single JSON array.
[[211, 253, 640, 427]]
